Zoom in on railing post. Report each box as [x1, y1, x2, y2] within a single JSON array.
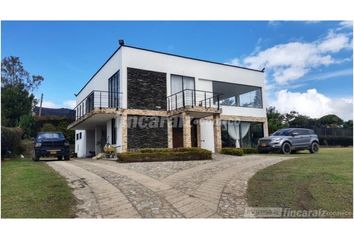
[[217, 95, 220, 110], [175, 94, 177, 110], [204, 92, 207, 108], [182, 90, 185, 108]]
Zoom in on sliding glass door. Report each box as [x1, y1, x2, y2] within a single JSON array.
[[170, 74, 195, 108]]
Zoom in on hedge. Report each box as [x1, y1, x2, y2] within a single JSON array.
[[117, 147, 212, 162], [1, 127, 25, 157], [220, 148, 244, 156], [242, 148, 259, 154], [220, 147, 258, 156], [319, 136, 353, 147]]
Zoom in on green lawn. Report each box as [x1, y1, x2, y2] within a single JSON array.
[[247, 148, 353, 218], [1, 159, 76, 218]]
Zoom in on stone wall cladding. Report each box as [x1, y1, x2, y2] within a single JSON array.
[[127, 115, 168, 149], [127, 67, 167, 111]]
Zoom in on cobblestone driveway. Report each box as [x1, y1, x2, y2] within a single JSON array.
[[47, 154, 292, 218]]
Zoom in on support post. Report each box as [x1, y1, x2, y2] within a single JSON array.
[[182, 112, 192, 148], [263, 119, 269, 137], [121, 113, 128, 152], [167, 117, 173, 148], [213, 114, 222, 153]]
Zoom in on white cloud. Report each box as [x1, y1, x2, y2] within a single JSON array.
[[227, 58, 241, 66], [41, 100, 59, 108], [318, 31, 352, 52], [308, 68, 352, 81], [269, 89, 353, 120], [339, 21, 353, 29], [231, 25, 352, 84], [63, 100, 76, 109]]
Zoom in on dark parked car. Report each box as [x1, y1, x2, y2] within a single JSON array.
[[33, 132, 70, 161], [257, 128, 319, 154]]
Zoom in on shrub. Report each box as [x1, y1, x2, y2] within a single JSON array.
[[319, 136, 353, 147], [220, 148, 244, 156], [137, 148, 172, 153], [117, 147, 212, 162], [1, 127, 25, 157], [242, 148, 259, 154]]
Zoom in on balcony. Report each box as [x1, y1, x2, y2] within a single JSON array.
[[74, 90, 122, 120], [167, 89, 223, 116]]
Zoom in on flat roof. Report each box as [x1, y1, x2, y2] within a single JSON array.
[[76, 44, 264, 95]]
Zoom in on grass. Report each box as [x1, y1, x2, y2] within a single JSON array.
[[1, 158, 76, 218], [247, 148, 353, 218]]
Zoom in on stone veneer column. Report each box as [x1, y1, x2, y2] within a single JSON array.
[[182, 112, 192, 148], [167, 117, 173, 148], [263, 120, 269, 137], [213, 114, 222, 153], [121, 113, 128, 152]]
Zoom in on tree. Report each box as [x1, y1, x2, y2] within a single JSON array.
[[318, 114, 344, 128], [266, 106, 287, 134], [1, 56, 43, 92], [284, 111, 315, 128], [18, 114, 36, 138], [1, 84, 35, 127], [343, 120, 353, 128], [41, 123, 57, 132]]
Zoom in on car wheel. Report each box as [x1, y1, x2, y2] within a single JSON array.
[[281, 142, 292, 154], [57, 156, 63, 160], [64, 155, 70, 160], [309, 142, 319, 154]]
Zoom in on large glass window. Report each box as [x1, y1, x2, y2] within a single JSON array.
[[170, 74, 195, 108], [221, 121, 264, 148], [213, 81, 263, 108], [109, 71, 120, 108], [170, 74, 195, 94]]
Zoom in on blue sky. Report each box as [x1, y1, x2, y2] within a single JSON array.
[[1, 21, 353, 119]]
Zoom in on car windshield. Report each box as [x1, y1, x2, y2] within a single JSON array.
[[37, 132, 64, 139], [272, 129, 292, 136]]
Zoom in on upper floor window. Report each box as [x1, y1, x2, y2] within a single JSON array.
[[170, 74, 195, 94], [108, 71, 120, 108], [213, 81, 263, 108]]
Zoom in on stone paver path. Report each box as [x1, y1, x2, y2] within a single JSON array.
[[47, 154, 293, 218]]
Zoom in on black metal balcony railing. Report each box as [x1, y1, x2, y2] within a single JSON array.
[[74, 90, 122, 120], [167, 89, 222, 111]]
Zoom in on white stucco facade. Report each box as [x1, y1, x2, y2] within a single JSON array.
[[73, 44, 267, 157]]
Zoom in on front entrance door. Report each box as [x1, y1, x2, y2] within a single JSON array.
[[172, 116, 183, 148]]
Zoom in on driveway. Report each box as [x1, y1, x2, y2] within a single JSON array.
[[47, 154, 292, 218]]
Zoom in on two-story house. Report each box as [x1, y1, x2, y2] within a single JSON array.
[[69, 41, 268, 157]]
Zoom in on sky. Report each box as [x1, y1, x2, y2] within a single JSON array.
[[1, 21, 353, 120]]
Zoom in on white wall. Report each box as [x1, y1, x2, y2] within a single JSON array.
[[76, 49, 122, 104], [121, 46, 266, 118]]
